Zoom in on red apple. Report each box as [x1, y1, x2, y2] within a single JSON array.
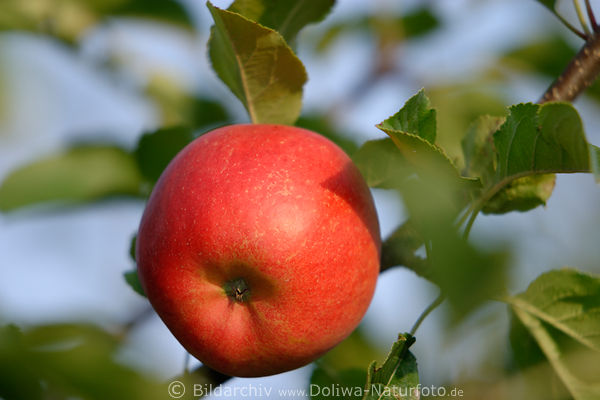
[[136, 124, 380, 377]]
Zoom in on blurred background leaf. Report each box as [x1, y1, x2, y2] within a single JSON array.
[[0, 323, 164, 400], [0, 0, 193, 44], [0, 145, 143, 212]]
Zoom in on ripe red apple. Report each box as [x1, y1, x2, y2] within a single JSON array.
[[136, 124, 380, 377]]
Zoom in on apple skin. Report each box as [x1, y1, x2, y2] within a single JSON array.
[[136, 124, 380, 377]]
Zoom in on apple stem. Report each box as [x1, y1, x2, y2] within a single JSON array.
[[224, 278, 251, 303]]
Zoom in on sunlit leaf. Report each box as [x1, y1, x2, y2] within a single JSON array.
[[363, 334, 418, 400], [378, 89, 436, 143], [0, 146, 143, 212], [229, 0, 335, 47], [207, 2, 307, 125], [483, 174, 556, 214]]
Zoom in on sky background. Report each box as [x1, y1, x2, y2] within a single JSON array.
[[1, 0, 600, 397]]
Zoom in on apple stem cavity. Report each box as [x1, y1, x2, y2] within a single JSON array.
[[224, 278, 251, 303]]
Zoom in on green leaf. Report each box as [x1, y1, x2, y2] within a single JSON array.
[[310, 368, 366, 400], [399, 177, 509, 321], [463, 103, 599, 216], [0, 145, 143, 212], [463, 115, 558, 214], [380, 221, 428, 278], [502, 35, 576, 78], [462, 115, 505, 187], [591, 145, 600, 182], [0, 0, 193, 43], [376, 89, 471, 189], [129, 234, 137, 262], [296, 115, 358, 156], [508, 269, 600, 400], [229, 0, 335, 46], [124, 269, 146, 297], [363, 334, 418, 400], [316, 8, 440, 53], [0, 323, 164, 400], [207, 2, 307, 125], [319, 329, 385, 372], [134, 126, 196, 183], [535, 0, 557, 12], [378, 89, 436, 143], [108, 0, 194, 28], [352, 139, 410, 189], [483, 174, 556, 214], [495, 103, 590, 178]]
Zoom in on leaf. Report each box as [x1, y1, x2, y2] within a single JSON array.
[[207, 2, 307, 125], [318, 329, 385, 371], [108, 0, 194, 28], [134, 126, 196, 183], [352, 139, 410, 189], [508, 269, 600, 400], [462, 115, 557, 214], [363, 334, 418, 400], [535, 0, 557, 12], [310, 368, 366, 400], [495, 103, 590, 178], [482, 102, 597, 204], [129, 234, 137, 262], [591, 145, 600, 182], [0, 0, 193, 43], [482, 174, 556, 214], [502, 35, 576, 78], [229, 0, 335, 46], [0, 145, 143, 212], [376, 89, 472, 188], [380, 221, 428, 278], [124, 269, 146, 297], [399, 177, 509, 321], [296, 115, 358, 156], [462, 115, 505, 187], [0, 323, 164, 400], [378, 89, 436, 143], [316, 8, 440, 53], [145, 77, 231, 129]]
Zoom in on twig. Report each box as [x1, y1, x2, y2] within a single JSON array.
[[409, 294, 444, 336], [540, 33, 600, 103], [574, 0, 592, 36], [585, 0, 599, 32], [556, 13, 588, 40]]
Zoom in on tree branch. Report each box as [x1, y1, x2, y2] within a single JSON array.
[[539, 33, 600, 103]]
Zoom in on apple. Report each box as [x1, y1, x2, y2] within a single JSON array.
[[136, 124, 381, 377]]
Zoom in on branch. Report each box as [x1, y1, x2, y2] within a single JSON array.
[[539, 33, 600, 103]]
